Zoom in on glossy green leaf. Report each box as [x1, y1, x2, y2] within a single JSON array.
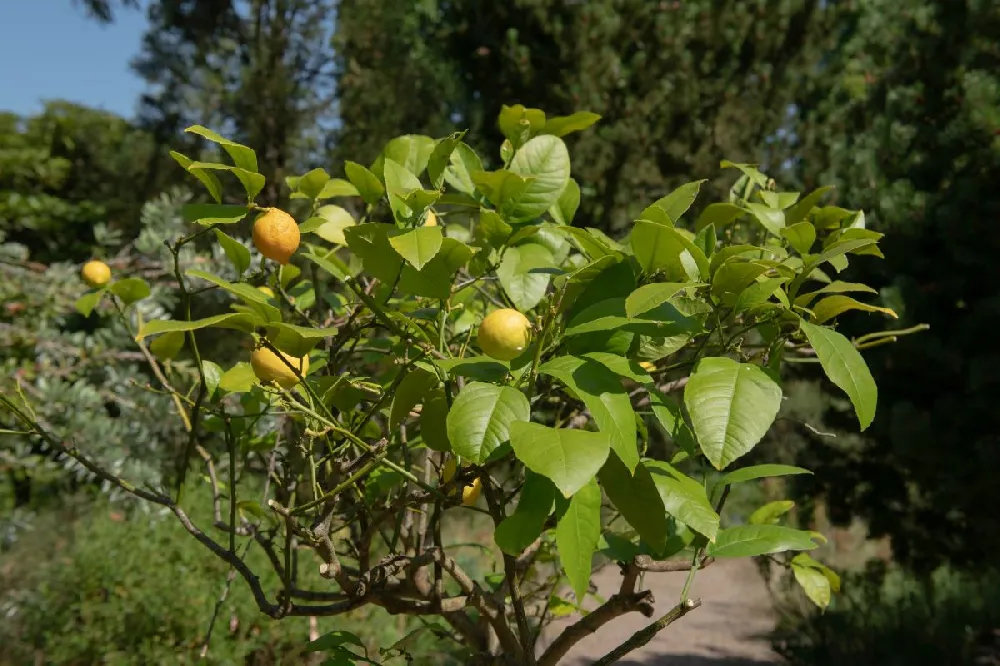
[[734, 277, 788, 312], [389, 368, 439, 428], [793, 281, 878, 307], [475, 209, 513, 249], [149, 330, 184, 359], [684, 357, 783, 470], [719, 464, 812, 486], [800, 320, 877, 430], [782, 222, 817, 255], [300, 205, 356, 246], [510, 421, 611, 498], [555, 477, 602, 604], [219, 362, 257, 394], [446, 382, 530, 464], [599, 454, 669, 554], [542, 111, 601, 138], [749, 500, 796, 525], [695, 203, 745, 231], [811, 295, 898, 324], [344, 161, 385, 205], [388, 226, 443, 271], [707, 525, 818, 558], [443, 142, 484, 195], [421, 390, 451, 452], [201, 360, 223, 398], [498, 104, 547, 148], [186, 162, 265, 200], [539, 355, 639, 473], [427, 132, 465, 189], [711, 261, 769, 306], [631, 221, 708, 281], [785, 186, 834, 226], [549, 177, 581, 225], [624, 283, 694, 318], [136, 313, 256, 341], [508, 135, 571, 222], [581, 352, 651, 383], [640, 180, 706, 225], [745, 202, 785, 236], [377, 134, 436, 179], [184, 125, 258, 172], [265, 323, 338, 357], [792, 559, 833, 609], [565, 297, 697, 339], [296, 168, 331, 199], [181, 203, 249, 226], [495, 471, 556, 556], [74, 290, 103, 317], [496, 242, 555, 311], [434, 356, 509, 382], [212, 229, 251, 275], [317, 178, 359, 199], [647, 389, 697, 457], [185, 269, 281, 323], [645, 460, 719, 540], [721, 160, 768, 188], [109, 278, 150, 306], [169, 150, 222, 202]]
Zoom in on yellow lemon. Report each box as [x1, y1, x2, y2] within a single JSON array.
[[477, 308, 531, 361], [461, 477, 482, 506], [250, 345, 309, 389], [258, 286, 275, 299], [639, 361, 656, 372], [81, 260, 111, 288], [252, 208, 300, 265], [442, 457, 457, 484], [424, 210, 438, 227]]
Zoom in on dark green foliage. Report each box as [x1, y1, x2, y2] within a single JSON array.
[[773, 563, 1000, 666], [775, 0, 1000, 571]]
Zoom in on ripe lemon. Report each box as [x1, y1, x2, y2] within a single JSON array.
[[477, 308, 531, 361], [250, 345, 309, 389], [442, 457, 457, 483], [252, 208, 300, 265], [424, 210, 438, 227], [461, 477, 482, 506], [258, 286, 275, 298], [81, 260, 111, 288], [639, 361, 656, 372]]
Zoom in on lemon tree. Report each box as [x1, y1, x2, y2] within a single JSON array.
[[0, 105, 918, 665]]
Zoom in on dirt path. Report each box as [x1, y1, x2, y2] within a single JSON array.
[[538, 559, 780, 665]]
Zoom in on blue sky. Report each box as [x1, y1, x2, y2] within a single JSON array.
[[0, 2, 149, 118]]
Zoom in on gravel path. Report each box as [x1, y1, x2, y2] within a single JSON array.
[[538, 559, 780, 665]]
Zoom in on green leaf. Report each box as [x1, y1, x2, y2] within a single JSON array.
[[792, 560, 832, 609], [149, 330, 184, 359], [721, 160, 768, 188], [427, 132, 466, 189], [496, 242, 555, 311], [444, 142, 484, 195], [472, 170, 531, 210], [549, 177, 581, 225], [695, 203, 745, 231], [446, 382, 530, 464], [317, 178, 359, 200], [300, 205, 356, 246], [694, 223, 717, 259], [565, 297, 697, 339], [785, 186, 834, 226], [648, 390, 698, 457], [510, 421, 611, 498], [508, 135, 571, 222], [219, 362, 257, 393], [539, 355, 639, 473], [631, 221, 708, 281], [719, 464, 812, 486], [555, 477, 602, 604], [388, 226, 443, 271], [344, 161, 385, 205], [295, 168, 331, 199], [383, 156, 423, 195], [303, 250, 351, 281], [390, 368, 439, 428], [745, 203, 785, 236], [201, 360, 223, 398], [109, 278, 150, 306], [645, 461, 719, 540], [181, 203, 249, 226], [476, 209, 513, 249], [542, 111, 601, 138], [498, 104, 547, 148], [684, 357, 783, 470], [793, 281, 878, 307], [74, 290, 103, 317], [734, 277, 788, 312], [170, 151, 222, 203], [707, 525, 818, 558], [581, 352, 651, 383], [306, 630, 366, 653], [640, 180, 706, 225], [782, 222, 817, 255], [377, 134, 436, 179], [749, 500, 796, 525], [184, 125, 258, 173], [811, 295, 897, 324], [495, 471, 556, 556], [624, 283, 694, 318], [186, 162, 265, 200], [599, 454, 668, 554], [434, 356, 509, 383], [136, 313, 256, 341], [186, 269, 281, 323], [800, 320, 877, 430], [213, 229, 251, 275], [265, 323, 338, 357], [421, 390, 451, 452], [712, 261, 769, 306]]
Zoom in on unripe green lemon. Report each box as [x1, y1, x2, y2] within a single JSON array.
[[250, 345, 309, 388], [81, 260, 111, 288], [477, 308, 531, 361]]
